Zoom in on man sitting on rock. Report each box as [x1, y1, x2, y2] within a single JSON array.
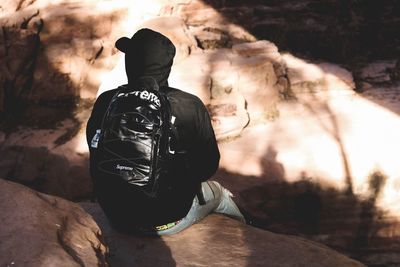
[[86, 28, 245, 235]]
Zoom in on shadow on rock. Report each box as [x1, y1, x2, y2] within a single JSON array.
[[0, 145, 91, 200], [214, 145, 399, 267], [81, 202, 177, 267], [0, 2, 117, 138], [81, 202, 364, 267], [201, 0, 400, 63]]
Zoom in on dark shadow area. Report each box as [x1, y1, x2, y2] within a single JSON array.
[[201, 0, 400, 64], [0, 3, 107, 142], [353, 171, 387, 249], [81, 202, 176, 267], [0, 146, 91, 200], [0, 19, 80, 137], [214, 144, 399, 266]]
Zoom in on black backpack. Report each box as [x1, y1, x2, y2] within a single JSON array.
[[91, 78, 177, 198]]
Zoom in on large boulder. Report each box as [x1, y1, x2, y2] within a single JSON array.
[[0, 179, 108, 266], [82, 202, 365, 267]]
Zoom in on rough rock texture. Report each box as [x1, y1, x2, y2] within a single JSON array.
[[215, 72, 400, 266], [0, 99, 93, 200], [100, 37, 284, 140], [0, 0, 128, 199], [190, 0, 400, 63], [0, 0, 125, 104], [0, 178, 108, 267], [81, 202, 365, 267], [0, 0, 285, 197], [0, 26, 40, 113], [216, 167, 400, 267], [1, 1, 400, 266], [359, 60, 399, 85]]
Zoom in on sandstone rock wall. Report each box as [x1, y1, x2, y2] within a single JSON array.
[[1, 1, 400, 266], [0, 0, 286, 198], [0, 0, 125, 109]]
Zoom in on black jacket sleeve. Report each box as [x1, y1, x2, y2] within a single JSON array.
[[192, 104, 220, 181], [166, 88, 220, 183]]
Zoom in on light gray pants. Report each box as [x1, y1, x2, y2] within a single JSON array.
[[156, 181, 246, 235]]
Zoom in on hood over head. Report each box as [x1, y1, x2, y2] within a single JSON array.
[[115, 28, 176, 87]]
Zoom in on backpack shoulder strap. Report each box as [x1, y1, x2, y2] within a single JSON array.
[[99, 85, 126, 130], [157, 88, 182, 156]]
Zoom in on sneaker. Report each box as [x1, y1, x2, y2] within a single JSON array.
[[211, 181, 246, 223]]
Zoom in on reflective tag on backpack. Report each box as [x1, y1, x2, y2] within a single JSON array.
[[91, 129, 101, 148]]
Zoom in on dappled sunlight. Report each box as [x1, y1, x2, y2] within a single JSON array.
[[35, 2, 128, 99], [220, 53, 400, 221], [87, 1, 400, 222], [218, 117, 349, 184], [1, 0, 396, 265], [170, 49, 213, 103], [1, 0, 395, 265], [43, 0, 399, 226], [73, 129, 89, 155], [97, 56, 127, 96], [329, 96, 400, 184]]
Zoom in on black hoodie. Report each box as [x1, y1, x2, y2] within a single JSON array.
[[86, 29, 220, 230]]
